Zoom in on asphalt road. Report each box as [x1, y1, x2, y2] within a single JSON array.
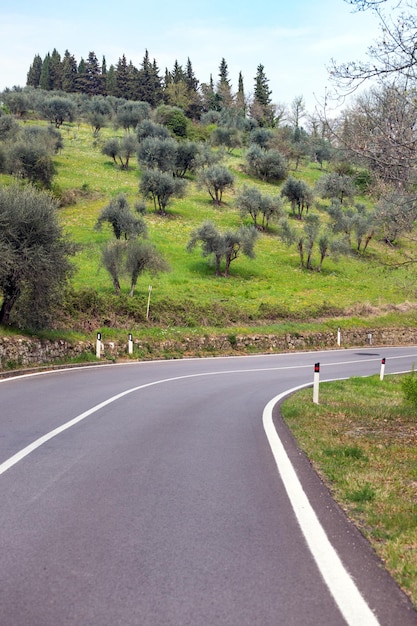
[[0, 347, 416, 625]]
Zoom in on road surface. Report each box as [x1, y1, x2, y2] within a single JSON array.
[[0, 347, 416, 625]]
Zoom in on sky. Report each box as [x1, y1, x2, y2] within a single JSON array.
[[0, 0, 382, 114]]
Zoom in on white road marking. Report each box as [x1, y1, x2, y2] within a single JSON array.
[[263, 386, 380, 626], [0, 376, 172, 476], [0, 367, 282, 475], [1, 355, 412, 624], [1, 348, 416, 385]]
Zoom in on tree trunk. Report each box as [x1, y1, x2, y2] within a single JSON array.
[[224, 262, 230, 277], [0, 288, 21, 325], [112, 277, 121, 295], [363, 233, 373, 252], [215, 253, 223, 276], [298, 241, 304, 268]]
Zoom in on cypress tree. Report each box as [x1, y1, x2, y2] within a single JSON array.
[[61, 50, 78, 93], [236, 71, 246, 114], [137, 50, 162, 107], [185, 57, 202, 120], [152, 59, 163, 105], [128, 61, 141, 100], [106, 64, 117, 96], [201, 75, 217, 112], [76, 57, 86, 93], [186, 57, 199, 92], [115, 54, 130, 99], [83, 51, 103, 95], [172, 60, 186, 84], [251, 64, 274, 127], [216, 58, 233, 109], [27, 54, 43, 88], [50, 48, 62, 90], [39, 53, 52, 90]]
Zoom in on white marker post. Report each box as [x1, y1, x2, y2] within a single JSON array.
[[146, 285, 152, 320], [337, 327, 341, 347], [368, 332, 373, 345], [380, 357, 386, 381], [128, 333, 133, 355], [313, 362, 320, 404], [96, 332, 102, 359]]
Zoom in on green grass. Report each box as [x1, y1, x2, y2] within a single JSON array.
[[281, 374, 417, 607], [2, 119, 417, 334], [52, 123, 407, 315], [2, 119, 417, 604]]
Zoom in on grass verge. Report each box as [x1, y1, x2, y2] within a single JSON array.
[[281, 374, 417, 608]]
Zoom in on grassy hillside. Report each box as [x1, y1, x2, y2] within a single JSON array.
[[3, 119, 417, 335]]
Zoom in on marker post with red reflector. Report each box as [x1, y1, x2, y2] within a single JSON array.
[[313, 362, 320, 404], [380, 357, 386, 381]]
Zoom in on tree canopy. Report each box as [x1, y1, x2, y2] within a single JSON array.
[[22, 49, 278, 126], [0, 184, 75, 328], [187, 221, 258, 276]]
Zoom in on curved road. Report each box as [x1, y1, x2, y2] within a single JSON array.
[[0, 347, 416, 625]]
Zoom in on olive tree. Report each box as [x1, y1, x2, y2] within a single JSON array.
[[97, 193, 168, 295], [21, 125, 63, 154], [373, 191, 417, 248], [0, 184, 75, 327], [281, 176, 314, 220], [137, 119, 170, 142], [187, 220, 258, 276], [174, 141, 199, 178], [125, 240, 169, 296], [7, 142, 56, 189], [39, 96, 76, 127], [278, 213, 349, 271], [140, 169, 186, 215], [102, 135, 138, 170], [198, 165, 234, 206], [246, 144, 288, 182], [102, 138, 121, 166], [115, 100, 151, 131], [101, 240, 125, 294], [95, 194, 147, 239], [86, 96, 113, 135], [236, 185, 284, 230], [0, 115, 20, 141], [315, 172, 356, 204], [210, 126, 242, 153], [248, 127, 274, 149], [137, 136, 178, 173]]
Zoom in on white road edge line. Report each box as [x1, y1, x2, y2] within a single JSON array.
[[263, 384, 380, 626], [1, 364, 410, 625]]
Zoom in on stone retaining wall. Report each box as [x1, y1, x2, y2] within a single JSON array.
[[1, 327, 416, 372], [0, 336, 95, 370]]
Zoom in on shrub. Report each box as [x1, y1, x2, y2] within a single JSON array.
[[401, 367, 417, 407]]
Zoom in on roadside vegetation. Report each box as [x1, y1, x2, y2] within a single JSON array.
[[0, 118, 414, 335], [1, 1, 417, 603], [281, 373, 417, 608]]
